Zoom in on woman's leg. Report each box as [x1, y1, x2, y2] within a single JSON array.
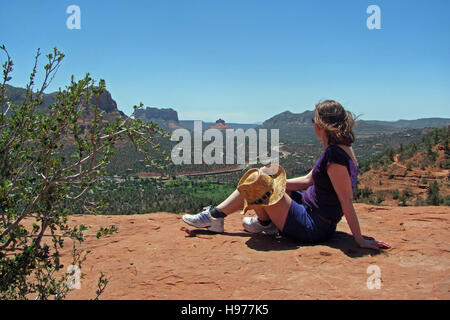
[[216, 188, 292, 230], [259, 194, 292, 231], [215, 189, 245, 215], [252, 207, 270, 222]]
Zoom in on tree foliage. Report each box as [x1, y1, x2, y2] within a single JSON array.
[[0, 46, 168, 299]]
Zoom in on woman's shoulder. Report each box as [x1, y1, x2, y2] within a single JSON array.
[[325, 144, 348, 158], [324, 144, 357, 167]]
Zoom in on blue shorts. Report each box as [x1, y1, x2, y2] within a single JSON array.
[[281, 191, 336, 243]]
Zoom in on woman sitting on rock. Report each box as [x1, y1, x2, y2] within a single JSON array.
[[182, 100, 390, 250]]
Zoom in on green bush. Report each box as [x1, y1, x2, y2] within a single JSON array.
[[0, 46, 168, 299], [398, 189, 412, 206], [427, 181, 443, 206], [375, 191, 386, 205], [391, 189, 400, 200]]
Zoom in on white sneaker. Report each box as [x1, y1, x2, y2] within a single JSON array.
[[242, 216, 278, 235], [182, 206, 224, 233]]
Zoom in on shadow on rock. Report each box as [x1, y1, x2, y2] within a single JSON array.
[[183, 228, 251, 238], [183, 227, 388, 257], [321, 231, 388, 258], [245, 231, 388, 257], [245, 234, 301, 251]]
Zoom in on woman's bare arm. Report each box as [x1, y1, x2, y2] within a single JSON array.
[[327, 163, 390, 250], [286, 169, 313, 192]]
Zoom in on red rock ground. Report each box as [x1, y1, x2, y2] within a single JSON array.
[[61, 203, 449, 300]]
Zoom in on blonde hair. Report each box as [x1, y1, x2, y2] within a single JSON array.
[[313, 100, 356, 146]]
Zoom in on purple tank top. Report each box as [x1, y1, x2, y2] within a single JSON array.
[[302, 144, 359, 224]]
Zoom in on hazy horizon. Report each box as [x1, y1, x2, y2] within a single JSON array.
[[5, 82, 450, 124]]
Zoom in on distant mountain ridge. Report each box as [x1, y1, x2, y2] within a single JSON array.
[[5, 84, 448, 132], [4, 84, 449, 140], [3, 84, 126, 122], [261, 110, 315, 126], [258, 109, 450, 142], [364, 118, 450, 129], [260, 109, 450, 130]]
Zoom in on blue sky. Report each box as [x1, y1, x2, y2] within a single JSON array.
[[1, 0, 449, 123]]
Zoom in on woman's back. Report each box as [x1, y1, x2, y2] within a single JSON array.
[[302, 144, 359, 224]]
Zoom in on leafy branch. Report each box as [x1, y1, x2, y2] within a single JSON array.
[[0, 45, 169, 299]]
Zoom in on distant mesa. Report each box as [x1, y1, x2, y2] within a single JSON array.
[[135, 107, 179, 122], [134, 106, 182, 130], [210, 118, 230, 129]]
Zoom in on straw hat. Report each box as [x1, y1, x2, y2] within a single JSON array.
[[237, 164, 287, 214]]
